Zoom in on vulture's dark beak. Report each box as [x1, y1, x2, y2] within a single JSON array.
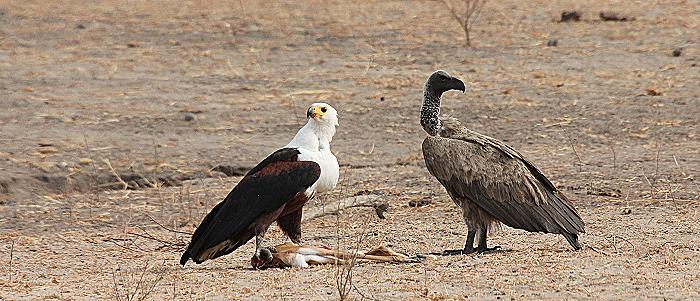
[[453, 77, 466, 93]]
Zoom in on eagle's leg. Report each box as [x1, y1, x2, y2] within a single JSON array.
[[441, 229, 476, 256], [475, 227, 500, 253], [254, 234, 264, 257], [251, 235, 274, 269]]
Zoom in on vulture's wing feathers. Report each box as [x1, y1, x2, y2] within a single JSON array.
[[422, 134, 584, 244], [180, 148, 320, 265]]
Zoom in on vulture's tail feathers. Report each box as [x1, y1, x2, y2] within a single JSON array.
[[562, 232, 581, 250]]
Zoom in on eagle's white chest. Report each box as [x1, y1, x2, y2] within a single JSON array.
[[297, 148, 339, 195]]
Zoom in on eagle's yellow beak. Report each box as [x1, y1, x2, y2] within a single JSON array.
[[306, 106, 324, 119]]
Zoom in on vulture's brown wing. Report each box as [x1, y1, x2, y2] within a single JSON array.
[[422, 136, 584, 241]]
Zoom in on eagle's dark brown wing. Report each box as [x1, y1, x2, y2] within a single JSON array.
[[180, 148, 320, 265]]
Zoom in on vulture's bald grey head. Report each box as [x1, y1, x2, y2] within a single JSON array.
[[425, 70, 466, 96], [421, 70, 466, 136]]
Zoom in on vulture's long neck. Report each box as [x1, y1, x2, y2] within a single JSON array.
[[421, 86, 442, 136]]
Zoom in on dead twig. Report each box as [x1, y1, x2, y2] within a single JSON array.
[[336, 214, 373, 301], [587, 245, 609, 256], [104, 159, 129, 190], [353, 283, 380, 301], [83, 132, 101, 210], [112, 259, 165, 301], [110, 238, 148, 253], [610, 235, 636, 254], [303, 195, 388, 222], [564, 132, 584, 172], [145, 214, 193, 236], [128, 226, 187, 250], [8, 240, 14, 282]]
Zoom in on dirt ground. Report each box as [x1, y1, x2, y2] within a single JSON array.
[[1, 0, 698, 300]]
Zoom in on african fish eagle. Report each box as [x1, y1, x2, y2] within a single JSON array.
[[180, 103, 340, 266]]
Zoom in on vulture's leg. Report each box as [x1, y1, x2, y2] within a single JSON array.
[[463, 229, 476, 254], [476, 227, 500, 253], [441, 228, 476, 255]]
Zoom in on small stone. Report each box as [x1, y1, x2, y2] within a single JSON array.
[[621, 208, 632, 215], [547, 39, 558, 47], [599, 11, 635, 22], [184, 112, 196, 121], [408, 198, 432, 207], [672, 48, 683, 57], [559, 11, 581, 22], [76, 24, 86, 30]]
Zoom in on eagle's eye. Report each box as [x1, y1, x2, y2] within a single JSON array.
[[321, 107, 327, 113]]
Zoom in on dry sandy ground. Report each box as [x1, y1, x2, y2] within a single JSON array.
[[0, 0, 698, 300]]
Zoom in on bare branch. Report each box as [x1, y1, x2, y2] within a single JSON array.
[[8, 240, 14, 282], [303, 195, 388, 222], [145, 214, 193, 236], [104, 159, 128, 190], [440, 0, 488, 47]]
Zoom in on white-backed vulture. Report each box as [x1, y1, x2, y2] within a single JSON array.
[[420, 70, 585, 254]]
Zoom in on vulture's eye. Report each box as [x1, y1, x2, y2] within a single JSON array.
[[321, 107, 327, 113]]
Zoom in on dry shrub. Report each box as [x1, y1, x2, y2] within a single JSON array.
[[440, 0, 488, 47]]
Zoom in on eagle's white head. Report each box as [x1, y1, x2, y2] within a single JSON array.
[[306, 102, 339, 127], [287, 103, 338, 150]]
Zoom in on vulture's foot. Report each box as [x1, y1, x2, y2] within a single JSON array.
[[437, 248, 476, 256], [476, 246, 501, 254]]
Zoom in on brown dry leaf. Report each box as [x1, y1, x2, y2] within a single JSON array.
[[645, 88, 662, 96], [600, 11, 636, 22]]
